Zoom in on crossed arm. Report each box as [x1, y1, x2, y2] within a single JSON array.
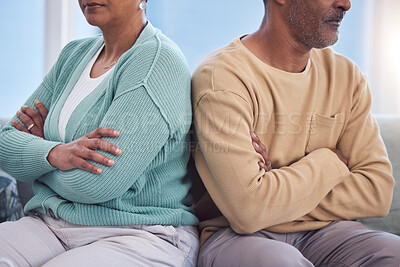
[[12, 101, 122, 175], [193, 87, 393, 234]]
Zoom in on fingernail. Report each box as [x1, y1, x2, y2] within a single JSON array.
[[251, 132, 257, 138], [116, 148, 122, 154], [114, 130, 119, 136], [108, 160, 114, 166], [253, 142, 259, 148], [97, 168, 102, 174], [35, 100, 40, 104], [16, 111, 21, 115]]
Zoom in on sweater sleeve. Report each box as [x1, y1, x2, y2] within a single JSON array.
[[40, 48, 190, 204], [299, 77, 394, 221], [193, 91, 349, 234], [0, 65, 62, 181]]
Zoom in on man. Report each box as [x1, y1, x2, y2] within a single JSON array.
[[192, 0, 400, 266]]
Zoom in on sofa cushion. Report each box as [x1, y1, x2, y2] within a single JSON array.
[[359, 116, 400, 235], [0, 174, 24, 222]]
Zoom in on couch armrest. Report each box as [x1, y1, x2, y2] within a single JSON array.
[[359, 115, 400, 235]]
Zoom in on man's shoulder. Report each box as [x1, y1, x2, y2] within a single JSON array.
[[311, 48, 362, 77], [193, 38, 245, 77], [192, 38, 255, 105]]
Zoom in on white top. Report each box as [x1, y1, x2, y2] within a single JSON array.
[[58, 45, 114, 142]]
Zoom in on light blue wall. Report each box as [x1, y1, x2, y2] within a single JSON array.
[[332, 0, 367, 72], [147, 1, 265, 73], [0, 0, 45, 118]]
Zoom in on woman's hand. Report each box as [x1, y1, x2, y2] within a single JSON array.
[[47, 127, 122, 174], [251, 132, 272, 172], [12, 100, 48, 138]]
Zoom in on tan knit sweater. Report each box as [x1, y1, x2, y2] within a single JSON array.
[[192, 38, 394, 246]]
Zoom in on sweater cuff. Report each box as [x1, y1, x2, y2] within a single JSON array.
[[321, 148, 351, 178], [24, 139, 62, 175]]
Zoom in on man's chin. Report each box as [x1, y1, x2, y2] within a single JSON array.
[[313, 34, 339, 49]]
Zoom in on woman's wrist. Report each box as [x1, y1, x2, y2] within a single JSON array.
[[47, 144, 62, 167]]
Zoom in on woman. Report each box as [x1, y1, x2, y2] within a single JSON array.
[[0, 0, 198, 266]]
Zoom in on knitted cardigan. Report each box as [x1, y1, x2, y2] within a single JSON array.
[[0, 23, 198, 226]]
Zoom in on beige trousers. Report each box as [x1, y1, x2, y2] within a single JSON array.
[[0, 214, 198, 267]]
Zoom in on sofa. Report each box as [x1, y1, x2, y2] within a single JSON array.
[[0, 116, 399, 236]]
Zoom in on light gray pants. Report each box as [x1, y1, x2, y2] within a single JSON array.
[[0, 214, 199, 267], [198, 221, 400, 267]]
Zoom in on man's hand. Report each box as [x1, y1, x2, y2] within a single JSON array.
[[12, 100, 48, 138], [251, 132, 272, 172], [330, 148, 348, 166], [47, 127, 122, 174]]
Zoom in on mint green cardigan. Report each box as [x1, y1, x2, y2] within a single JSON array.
[[0, 23, 198, 226]]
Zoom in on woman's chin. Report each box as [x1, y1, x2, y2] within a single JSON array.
[[83, 16, 104, 27]]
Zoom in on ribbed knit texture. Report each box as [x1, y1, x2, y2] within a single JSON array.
[[0, 23, 198, 226]]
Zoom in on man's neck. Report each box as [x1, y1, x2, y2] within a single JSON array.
[[241, 16, 311, 73]]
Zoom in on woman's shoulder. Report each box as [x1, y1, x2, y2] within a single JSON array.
[[155, 31, 187, 62], [54, 36, 101, 68], [61, 36, 101, 55], [122, 24, 188, 75]]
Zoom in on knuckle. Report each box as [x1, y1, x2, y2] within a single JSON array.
[[88, 151, 96, 160], [81, 161, 88, 169], [95, 139, 102, 148], [77, 139, 86, 146]]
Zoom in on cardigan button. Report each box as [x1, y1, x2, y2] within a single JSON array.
[[49, 209, 55, 219]]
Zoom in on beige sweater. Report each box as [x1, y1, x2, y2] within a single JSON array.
[[192, 38, 394, 246]]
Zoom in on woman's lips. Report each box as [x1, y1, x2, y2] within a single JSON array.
[[84, 2, 105, 11]]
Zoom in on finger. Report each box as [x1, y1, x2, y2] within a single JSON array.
[[252, 141, 269, 158], [253, 142, 271, 167], [11, 120, 29, 133], [340, 156, 348, 166], [16, 110, 34, 128], [87, 138, 122, 156], [86, 127, 120, 139], [21, 105, 44, 129], [252, 141, 265, 156], [266, 160, 272, 171], [34, 100, 48, 122], [18, 108, 44, 137], [71, 156, 102, 174], [258, 161, 269, 172], [251, 132, 267, 150], [79, 148, 115, 167], [251, 132, 259, 142]]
